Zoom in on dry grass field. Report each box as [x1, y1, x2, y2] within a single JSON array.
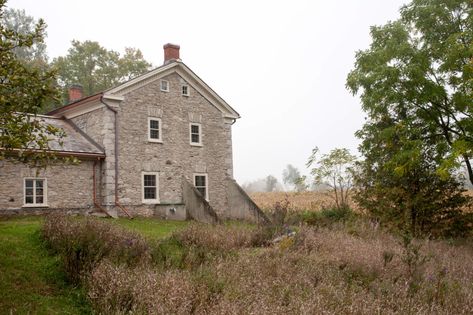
[[250, 191, 359, 212]]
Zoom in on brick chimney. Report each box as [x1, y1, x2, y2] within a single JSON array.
[[163, 43, 180, 64], [68, 84, 83, 103]]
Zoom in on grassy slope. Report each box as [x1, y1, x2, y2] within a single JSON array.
[[0, 217, 88, 315], [0, 216, 188, 314]]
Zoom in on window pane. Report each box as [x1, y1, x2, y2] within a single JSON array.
[[25, 180, 33, 188], [150, 129, 160, 139], [25, 188, 34, 196], [182, 86, 188, 95], [144, 175, 156, 187], [25, 196, 34, 204], [195, 176, 206, 187], [191, 125, 199, 134], [191, 134, 200, 143], [36, 188, 43, 197], [144, 187, 156, 199], [36, 180, 44, 188], [161, 81, 168, 90], [150, 120, 159, 129], [36, 196, 44, 204], [197, 187, 206, 198]]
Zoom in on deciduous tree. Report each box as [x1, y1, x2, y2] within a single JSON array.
[[0, 0, 63, 164], [53, 40, 152, 102], [307, 147, 356, 209], [347, 0, 473, 184], [347, 0, 473, 236]]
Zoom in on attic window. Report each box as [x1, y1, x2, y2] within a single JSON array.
[[182, 85, 189, 96], [160, 80, 169, 92]]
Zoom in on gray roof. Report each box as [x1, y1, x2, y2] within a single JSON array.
[[34, 115, 105, 156]]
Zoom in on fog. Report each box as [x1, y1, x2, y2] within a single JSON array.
[[8, 0, 410, 184]]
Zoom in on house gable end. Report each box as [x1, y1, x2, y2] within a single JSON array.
[[105, 61, 240, 120]]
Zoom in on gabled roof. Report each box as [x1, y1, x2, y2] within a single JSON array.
[[26, 115, 105, 158], [48, 61, 240, 120]]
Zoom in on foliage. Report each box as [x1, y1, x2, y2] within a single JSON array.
[[307, 147, 357, 209], [300, 205, 355, 227], [0, 0, 64, 165], [347, 0, 473, 237], [347, 0, 473, 184], [1, 6, 48, 65], [282, 164, 308, 192], [53, 40, 152, 103]]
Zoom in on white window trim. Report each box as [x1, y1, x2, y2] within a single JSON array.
[[148, 117, 163, 143], [189, 123, 202, 146], [160, 80, 169, 92], [23, 178, 48, 207], [182, 84, 190, 96], [142, 172, 160, 204], [193, 173, 209, 201]]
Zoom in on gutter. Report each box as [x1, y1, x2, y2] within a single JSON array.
[[100, 96, 133, 219]]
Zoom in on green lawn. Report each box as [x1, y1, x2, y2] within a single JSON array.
[[0, 216, 188, 314], [111, 217, 189, 240]]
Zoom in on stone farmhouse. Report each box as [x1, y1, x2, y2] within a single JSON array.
[[0, 44, 267, 223]]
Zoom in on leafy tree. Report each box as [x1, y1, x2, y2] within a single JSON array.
[[307, 147, 356, 209], [353, 119, 472, 237], [347, 0, 473, 184], [282, 164, 307, 192], [0, 0, 64, 164], [265, 175, 278, 192], [347, 0, 473, 236], [53, 40, 152, 102], [1, 6, 48, 65]]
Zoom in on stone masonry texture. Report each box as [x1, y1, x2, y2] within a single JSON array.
[[0, 159, 97, 212], [116, 73, 233, 216]]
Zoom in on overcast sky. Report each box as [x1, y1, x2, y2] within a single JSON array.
[[8, 0, 409, 185]]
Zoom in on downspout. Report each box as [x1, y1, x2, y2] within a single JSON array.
[[93, 159, 111, 217], [100, 96, 133, 219]]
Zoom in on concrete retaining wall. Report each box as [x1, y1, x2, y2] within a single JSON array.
[[226, 178, 270, 224]]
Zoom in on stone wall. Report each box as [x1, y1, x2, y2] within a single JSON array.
[[115, 73, 233, 216], [0, 159, 98, 213], [70, 106, 116, 207]]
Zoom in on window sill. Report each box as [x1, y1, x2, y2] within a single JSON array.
[[142, 200, 160, 205], [190, 143, 203, 147], [148, 139, 163, 143], [22, 204, 49, 208]]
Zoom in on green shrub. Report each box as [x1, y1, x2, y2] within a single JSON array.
[[299, 206, 355, 226]]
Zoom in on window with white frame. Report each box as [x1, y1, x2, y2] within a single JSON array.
[[24, 178, 47, 206], [148, 117, 162, 142], [181, 84, 189, 96], [142, 172, 159, 203], [160, 80, 169, 92], [190, 123, 202, 146], [194, 174, 208, 200]]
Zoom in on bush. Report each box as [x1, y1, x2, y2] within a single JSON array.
[[41, 214, 150, 284], [299, 206, 355, 227]]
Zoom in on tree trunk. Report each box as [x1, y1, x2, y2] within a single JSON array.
[[463, 155, 473, 186]]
